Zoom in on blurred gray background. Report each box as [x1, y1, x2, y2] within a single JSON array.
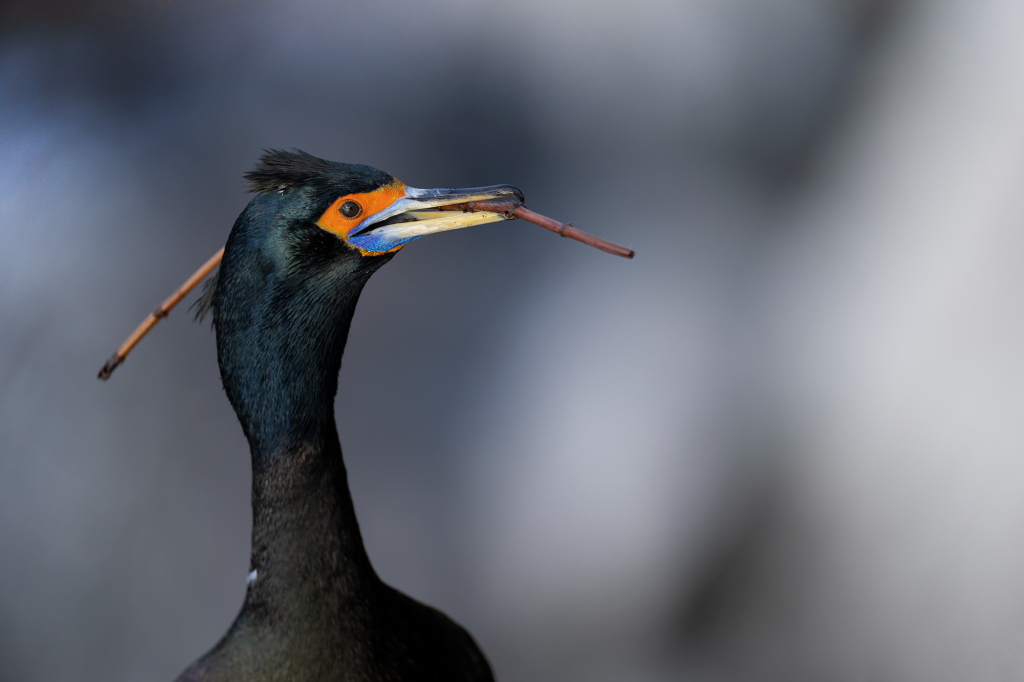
[[4, 0, 1024, 680]]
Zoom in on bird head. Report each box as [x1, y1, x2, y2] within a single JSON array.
[[241, 148, 523, 258], [210, 149, 523, 450]]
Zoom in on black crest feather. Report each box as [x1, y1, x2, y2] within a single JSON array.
[[244, 148, 339, 194]]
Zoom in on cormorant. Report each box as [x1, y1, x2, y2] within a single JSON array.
[[174, 149, 525, 682]]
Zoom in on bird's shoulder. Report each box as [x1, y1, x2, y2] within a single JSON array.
[[372, 582, 495, 682]]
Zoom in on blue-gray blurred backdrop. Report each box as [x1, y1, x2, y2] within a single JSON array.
[[6, 1, 1024, 680]]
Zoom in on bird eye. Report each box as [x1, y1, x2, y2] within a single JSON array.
[[339, 201, 361, 218]]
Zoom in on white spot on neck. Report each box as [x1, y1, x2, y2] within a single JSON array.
[[246, 569, 258, 586]]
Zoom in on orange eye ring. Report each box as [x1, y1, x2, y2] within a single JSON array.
[[316, 181, 407, 255]]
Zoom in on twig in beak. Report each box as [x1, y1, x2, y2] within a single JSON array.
[[437, 201, 635, 259], [98, 200, 632, 380], [97, 247, 224, 380]]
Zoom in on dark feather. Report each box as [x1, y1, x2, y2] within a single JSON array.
[[191, 266, 220, 325]]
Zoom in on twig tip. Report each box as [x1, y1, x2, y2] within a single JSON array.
[[97, 353, 123, 381]]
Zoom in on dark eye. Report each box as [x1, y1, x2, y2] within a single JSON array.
[[339, 201, 361, 218]]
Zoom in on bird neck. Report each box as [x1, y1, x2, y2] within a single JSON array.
[[226, 301, 380, 616], [245, 424, 378, 619], [213, 232, 393, 617], [237, 318, 381, 616]]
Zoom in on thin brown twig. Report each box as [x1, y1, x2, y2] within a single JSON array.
[[98, 201, 630, 380], [97, 247, 224, 380], [437, 200, 635, 259]]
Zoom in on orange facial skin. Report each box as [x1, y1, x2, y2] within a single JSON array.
[[315, 181, 407, 256]]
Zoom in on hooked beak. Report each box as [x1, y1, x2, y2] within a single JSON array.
[[346, 184, 524, 254]]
